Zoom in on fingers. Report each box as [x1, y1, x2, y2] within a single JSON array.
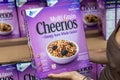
[[48, 71, 85, 80], [48, 72, 73, 79]]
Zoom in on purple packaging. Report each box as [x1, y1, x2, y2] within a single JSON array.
[[17, 62, 39, 80], [98, 0, 105, 10], [80, 0, 104, 31], [46, 0, 79, 7], [16, 0, 47, 37], [116, 0, 120, 24], [97, 64, 105, 79], [77, 62, 97, 80], [0, 0, 20, 39], [97, 0, 106, 34], [103, 0, 117, 40], [25, 3, 90, 79], [0, 64, 19, 80]]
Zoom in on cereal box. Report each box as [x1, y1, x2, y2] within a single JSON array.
[[16, 0, 47, 37], [80, 0, 104, 31], [17, 62, 39, 80], [0, 64, 19, 80], [46, 0, 79, 7], [116, 0, 120, 25], [97, 0, 106, 34], [0, 0, 20, 39], [97, 64, 105, 79], [77, 62, 97, 80], [25, 3, 90, 78]]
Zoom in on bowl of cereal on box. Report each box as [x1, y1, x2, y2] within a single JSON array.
[[83, 14, 99, 26], [0, 23, 13, 35], [47, 40, 79, 64]]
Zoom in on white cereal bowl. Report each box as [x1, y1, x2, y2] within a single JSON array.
[[46, 40, 79, 64], [0, 24, 13, 36], [83, 15, 98, 26]]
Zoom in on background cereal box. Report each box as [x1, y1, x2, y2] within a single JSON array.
[[16, 62, 39, 80], [46, 0, 79, 7], [117, 0, 120, 24], [0, 64, 19, 80], [97, 64, 105, 79], [26, 3, 90, 78], [77, 62, 97, 80], [0, 0, 20, 39], [80, 0, 104, 31]]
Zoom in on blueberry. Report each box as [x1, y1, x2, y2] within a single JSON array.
[[52, 45, 57, 50], [90, 18, 94, 22], [69, 42, 73, 47], [61, 49, 68, 56], [2, 27, 7, 31]]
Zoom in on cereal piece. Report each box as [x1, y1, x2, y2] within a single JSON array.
[[38, 62, 42, 66], [51, 64, 56, 69], [39, 67, 43, 72], [36, 54, 40, 58]]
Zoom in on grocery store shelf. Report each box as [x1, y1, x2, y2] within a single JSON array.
[[0, 44, 32, 64], [0, 38, 28, 47], [0, 30, 107, 64], [0, 38, 32, 64], [86, 30, 107, 50]]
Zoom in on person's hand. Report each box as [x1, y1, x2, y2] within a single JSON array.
[[89, 48, 108, 64], [48, 71, 86, 80]]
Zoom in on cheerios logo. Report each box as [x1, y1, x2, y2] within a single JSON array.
[[0, 10, 13, 18], [24, 74, 38, 80], [0, 72, 14, 80], [36, 14, 78, 35], [36, 19, 78, 35]]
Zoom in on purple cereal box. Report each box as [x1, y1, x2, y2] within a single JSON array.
[[98, 0, 105, 10], [80, 0, 104, 31], [16, 0, 47, 37], [97, 64, 105, 79], [0, 0, 14, 3], [116, 0, 120, 25], [25, 3, 90, 79], [97, 0, 106, 33], [0, 0, 20, 39], [77, 62, 97, 80], [17, 62, 39, 80], [46, 0, 79, 7], [0, 64, 19, 80], [103, 0, 117, 40]]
